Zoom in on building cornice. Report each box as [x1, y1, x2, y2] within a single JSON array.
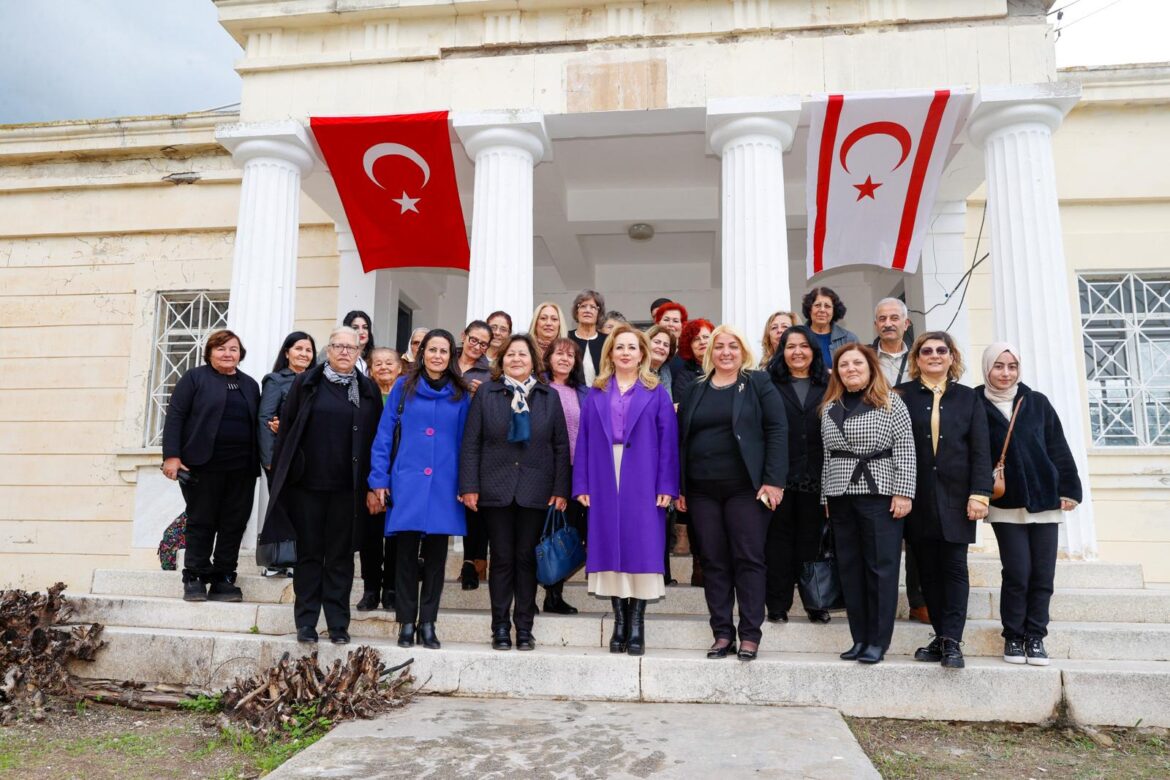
[[0, 112, 239, 162]]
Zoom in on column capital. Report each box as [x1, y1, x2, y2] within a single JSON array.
[[452, 110, 552, 163], [966, 83, 1080, 148], [706, 96, 801, 155], [216, 121, 317, 173]]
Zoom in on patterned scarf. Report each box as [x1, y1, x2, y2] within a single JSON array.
[[324, 363, 360, 407], [503, 375, 537, 443]]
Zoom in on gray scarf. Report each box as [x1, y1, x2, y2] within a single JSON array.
[[324, 363, 360, 407]]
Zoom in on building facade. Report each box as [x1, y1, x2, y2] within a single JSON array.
[[1, 1, 1167, 588]]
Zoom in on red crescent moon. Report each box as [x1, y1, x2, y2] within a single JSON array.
[[839, 121, 912, 174]]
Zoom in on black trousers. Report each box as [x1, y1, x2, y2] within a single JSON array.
[[463, 507, 488, 561], [359, 514, 397, 593], [992, 522, 1059, 640], [908, 535, 970, 641], [829, 494, 902, 650], [180, 468, 255, 583], [904, 543, 926, 610], [394, 532, 448, 624], [688, 477, 770, 644], [287, 487, 355, 631], [481, 503, 545, 632], [765, 489, 825, 615]]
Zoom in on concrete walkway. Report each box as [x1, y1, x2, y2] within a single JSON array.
[[268, 696, 879, 779]]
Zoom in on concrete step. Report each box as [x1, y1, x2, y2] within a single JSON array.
[[70, 624, 1170, 727], [89, 569, 1170, 622], [66, 593, 1170, 662]]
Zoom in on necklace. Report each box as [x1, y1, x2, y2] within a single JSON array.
[[617, 377, 637, 393], [711, 374, 738, 389]]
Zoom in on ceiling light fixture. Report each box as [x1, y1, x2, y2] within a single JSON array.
[[627, 223, 654, 241]]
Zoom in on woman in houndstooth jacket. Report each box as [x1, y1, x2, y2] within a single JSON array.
[[820, 343, 916, 665]]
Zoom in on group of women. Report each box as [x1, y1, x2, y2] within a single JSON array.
[[162, 287, 1081, 667]]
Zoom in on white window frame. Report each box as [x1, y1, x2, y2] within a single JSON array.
[[1078, 271, 1170, 448], [144, 290, 230, 446]]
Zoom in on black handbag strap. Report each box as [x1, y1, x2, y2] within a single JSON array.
[[389, 390, 406, 464], [817, 521, 835, 560]]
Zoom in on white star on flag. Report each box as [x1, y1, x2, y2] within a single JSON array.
[[393, 192, 421, 214]]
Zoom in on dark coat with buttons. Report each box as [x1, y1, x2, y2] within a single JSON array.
[[771, 377, 827, 493], [262, 363, 383, 551], [459, 379, 572, 509], [678, 370, 788, 492], [896, 380, 993, 544], [162, 363, 260, 473]]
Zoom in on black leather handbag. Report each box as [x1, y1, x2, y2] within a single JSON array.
[[256, 538, 297, 569], [798, 523, 846, 612]]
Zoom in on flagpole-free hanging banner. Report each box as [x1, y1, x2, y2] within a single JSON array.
[[310, 112, 470, 273], [805, 89, 972, 279]]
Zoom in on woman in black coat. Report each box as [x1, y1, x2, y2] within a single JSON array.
[[896, 332, 992, 670], [264, 326, 383, 645], [257, 331, 317, 476], [459, 334, 572, 651], [764, 325, 831, 624], [678, 325, 787, 661], [977, 342, 1082, 666], [162, 329, 260, 603]]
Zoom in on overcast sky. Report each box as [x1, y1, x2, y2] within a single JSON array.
[[0, 0, 1167, 125]]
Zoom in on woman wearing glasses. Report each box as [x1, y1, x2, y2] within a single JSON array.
[[896, 333, 992, 670], [266, 327, 383, 644], [486, 311, 513, 363], [455, 319, 495, 590], [568, 289, 606, 383]]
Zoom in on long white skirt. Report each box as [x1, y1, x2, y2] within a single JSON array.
[[587, 444, 666, 600]]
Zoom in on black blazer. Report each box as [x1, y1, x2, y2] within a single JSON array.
[[772, 378, 827, 493], [569, 330, 604, 375], [975, 383, 1083, 512], [162, 364, 260, 474], [459, 380, 572, 510], [896, 380, 993, 544], [262, 363, 383, 551], [678, 370, 788, 492]]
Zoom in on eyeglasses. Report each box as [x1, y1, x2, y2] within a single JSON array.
[[489, 324, 510, 334], [919, 346, 950, 356], [329, 343, 359, 353], [465, 336, 490, 349], [577, 302, 599, 311]]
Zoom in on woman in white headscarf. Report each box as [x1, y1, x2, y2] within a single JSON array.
[[976, 342, 1082, 668]]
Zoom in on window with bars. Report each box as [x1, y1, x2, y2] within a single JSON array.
[[144, 291, 230, 446], [1078, 272, 1170, 447]]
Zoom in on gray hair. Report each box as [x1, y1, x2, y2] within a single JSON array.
[[329, 325, 360, 346], [874, 297, 908, 319]]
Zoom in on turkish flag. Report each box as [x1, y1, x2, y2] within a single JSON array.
[[805, 89, 972, 278], [311, 112, 469, 272]]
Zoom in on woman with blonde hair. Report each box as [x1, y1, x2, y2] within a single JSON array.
[[760, 311, 798, 366], [531, 301, 568, 355], [573, 324, 679, 656], [820, 344, 916, 665], [677, 324, 787, 661]]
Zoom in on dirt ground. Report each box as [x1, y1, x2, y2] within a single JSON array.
[[848, 717, 1170, 779], [0, 698, 265, 780]]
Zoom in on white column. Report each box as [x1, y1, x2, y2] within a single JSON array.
[[968, 84, 1096, 559], [216, 122, 316, 380], [453, 111, 551, 333], [706, 97, 801, 343], [907, 201, 973, 376]]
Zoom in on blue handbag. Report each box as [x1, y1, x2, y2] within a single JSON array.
[[535, 506, 585, 586]]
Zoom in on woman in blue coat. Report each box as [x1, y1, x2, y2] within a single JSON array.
[[369, 329, 470, 651]]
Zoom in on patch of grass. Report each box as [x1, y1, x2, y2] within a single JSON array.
[[60, 730, 175, 759], [201, 701, 333, 773], [179, 692, 225, 714]]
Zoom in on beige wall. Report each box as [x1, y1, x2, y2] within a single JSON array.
[[0, 116, 340, 590]]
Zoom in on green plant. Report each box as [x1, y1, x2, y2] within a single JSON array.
[[203, 701, 334, 773], [179, 693, 225, 714], [74, 699, 88, 716], [249, 625, 260, 634]]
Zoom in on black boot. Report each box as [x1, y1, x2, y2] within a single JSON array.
[[397, 622, 416, 648], [626, 599, 647, 656], [356, 591, 380, 611], [460, 561, 479, 591], [418, 622, 441, 650], [380, 588, 395, 610], [543, 582, 578, 615], [609, 597, 629, 653]]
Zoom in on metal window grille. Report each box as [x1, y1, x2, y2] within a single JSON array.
[[144, 291, 230, 446], [1078, 272, 1170, 447]]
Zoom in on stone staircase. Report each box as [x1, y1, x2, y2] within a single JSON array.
[[66, 553, 1170, 727]]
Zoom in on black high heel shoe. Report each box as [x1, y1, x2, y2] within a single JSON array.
[[418, 622, 441, 650], [397, 622, 416, 648], [491, 626, 512, 651], [706, 639, 737, 659], [839, 642, 865, 661]]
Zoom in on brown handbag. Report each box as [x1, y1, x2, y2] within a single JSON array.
[[991, 397, 1024, 500]]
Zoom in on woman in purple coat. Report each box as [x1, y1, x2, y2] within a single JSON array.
[[573, 324, 679, 657]]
